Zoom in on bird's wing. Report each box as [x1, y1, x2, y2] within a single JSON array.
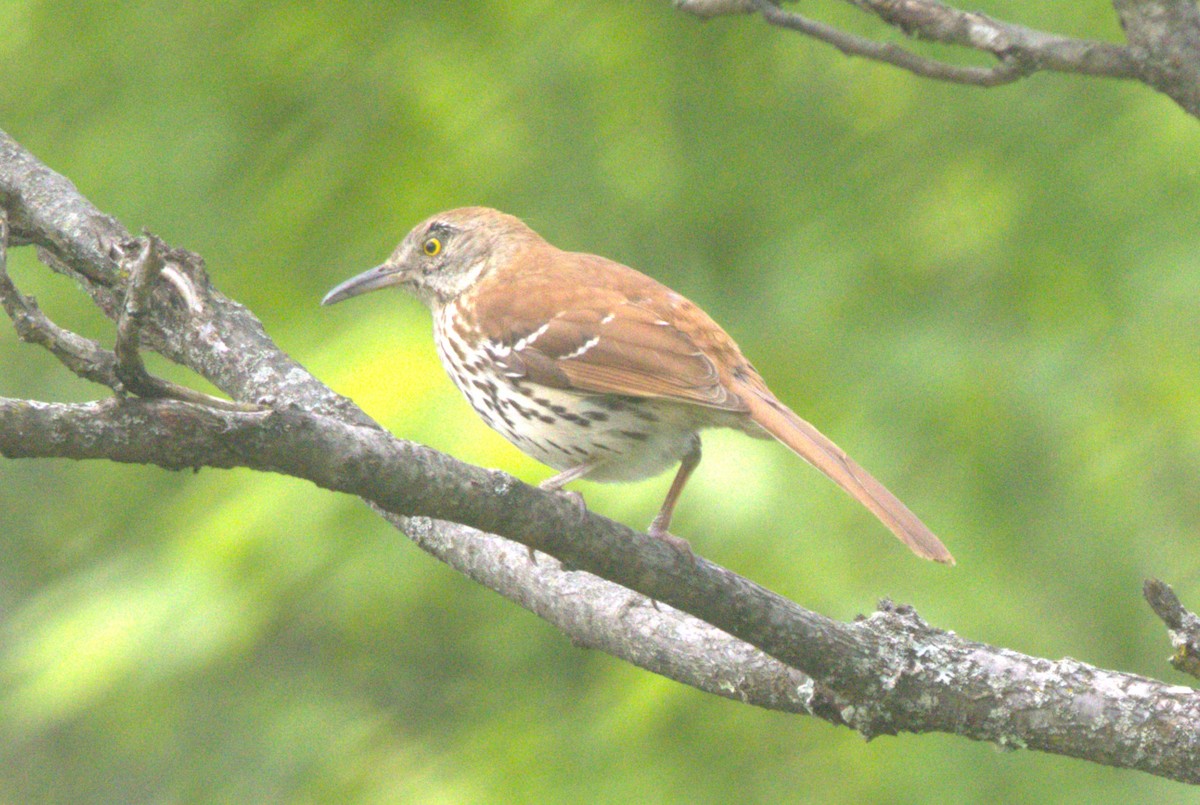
[[468, 251, 748, 411]]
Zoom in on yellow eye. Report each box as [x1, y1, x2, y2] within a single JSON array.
[[422, 237, 442, 257]]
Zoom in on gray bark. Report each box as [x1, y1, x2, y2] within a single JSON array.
[[676, 0, 1200, 117]]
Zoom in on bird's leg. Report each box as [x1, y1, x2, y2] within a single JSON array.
[[539, 462, 594, 513], [539, 462, 595, 492], [533, 462, 596, 564], [648, 437, 701, 555]]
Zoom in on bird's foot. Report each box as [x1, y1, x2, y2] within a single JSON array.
[[647, 522, 695, 559], [538, 476, 588, 510], [559, 489, 587, 514]]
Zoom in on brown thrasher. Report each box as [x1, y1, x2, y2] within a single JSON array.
[[322, 207, 953, 564]]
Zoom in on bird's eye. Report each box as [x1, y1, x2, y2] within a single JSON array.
[[422, 237, 442, 257]]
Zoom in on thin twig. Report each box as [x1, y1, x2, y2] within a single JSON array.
[[112, 234, 165, 395], [0, 210, 120, 387], [861, 0, 1140, 77], [678, 0, 1143, 88], [751, 0, 1028, 86], [1145, 579, 1200, 680], [110, 232, 258, 412], [1, 222, 250, 410]]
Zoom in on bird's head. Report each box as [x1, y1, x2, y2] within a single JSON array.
[[322, 206, 537, 309]]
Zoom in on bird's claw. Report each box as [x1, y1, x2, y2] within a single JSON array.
[[647, 523, 695, 559]]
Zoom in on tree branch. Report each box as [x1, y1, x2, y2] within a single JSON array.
[[1114, 0, 1200, 115], [3, 395, 1200, 781], [0, 215, 120, 387], [3, 129, 1200, 783], [0, 219, 258, 412], [107, 232, 256, 411], [1145, 579, 1200, 680], [747, 0, 1032, 87], [675, 0, 1200, 116]]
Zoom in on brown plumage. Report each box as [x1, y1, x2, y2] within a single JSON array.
[[323, 207, 953, 564]]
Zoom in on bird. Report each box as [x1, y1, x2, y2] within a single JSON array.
[[322, 207, 953, 564]]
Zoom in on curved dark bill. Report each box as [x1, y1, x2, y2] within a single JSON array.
[[321, 264, 400, 306]]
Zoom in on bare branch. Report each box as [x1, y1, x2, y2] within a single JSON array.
[[673, 0, 756, 17], [1114, 0, 1200, 115], [393, 513, 818, 713], [112, 233, 169, 392], [0, 212, 119, 387], [857, 1, 1141, 79], [1145, 579, 1200, 680], [749, 0, 1030, 87], [0, 215, 256, 411], [3, 395, 1200, 782], [109, 232, 257, 411], [677, 0, 1170, 96]]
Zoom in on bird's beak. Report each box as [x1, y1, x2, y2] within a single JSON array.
[[321, 262, 406, 306]]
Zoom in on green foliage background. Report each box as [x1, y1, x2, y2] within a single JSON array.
[[2, 2, 1199, 802]]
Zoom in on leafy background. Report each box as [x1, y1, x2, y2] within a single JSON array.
[[2, 1, 1199, 802]]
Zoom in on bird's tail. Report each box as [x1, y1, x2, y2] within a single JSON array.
[[742, 388, 954, 564]]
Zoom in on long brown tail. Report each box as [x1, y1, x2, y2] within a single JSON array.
[[741, 389, 954, 565]]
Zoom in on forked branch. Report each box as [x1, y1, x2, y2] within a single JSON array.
[[674, 0, 1200, 116]]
